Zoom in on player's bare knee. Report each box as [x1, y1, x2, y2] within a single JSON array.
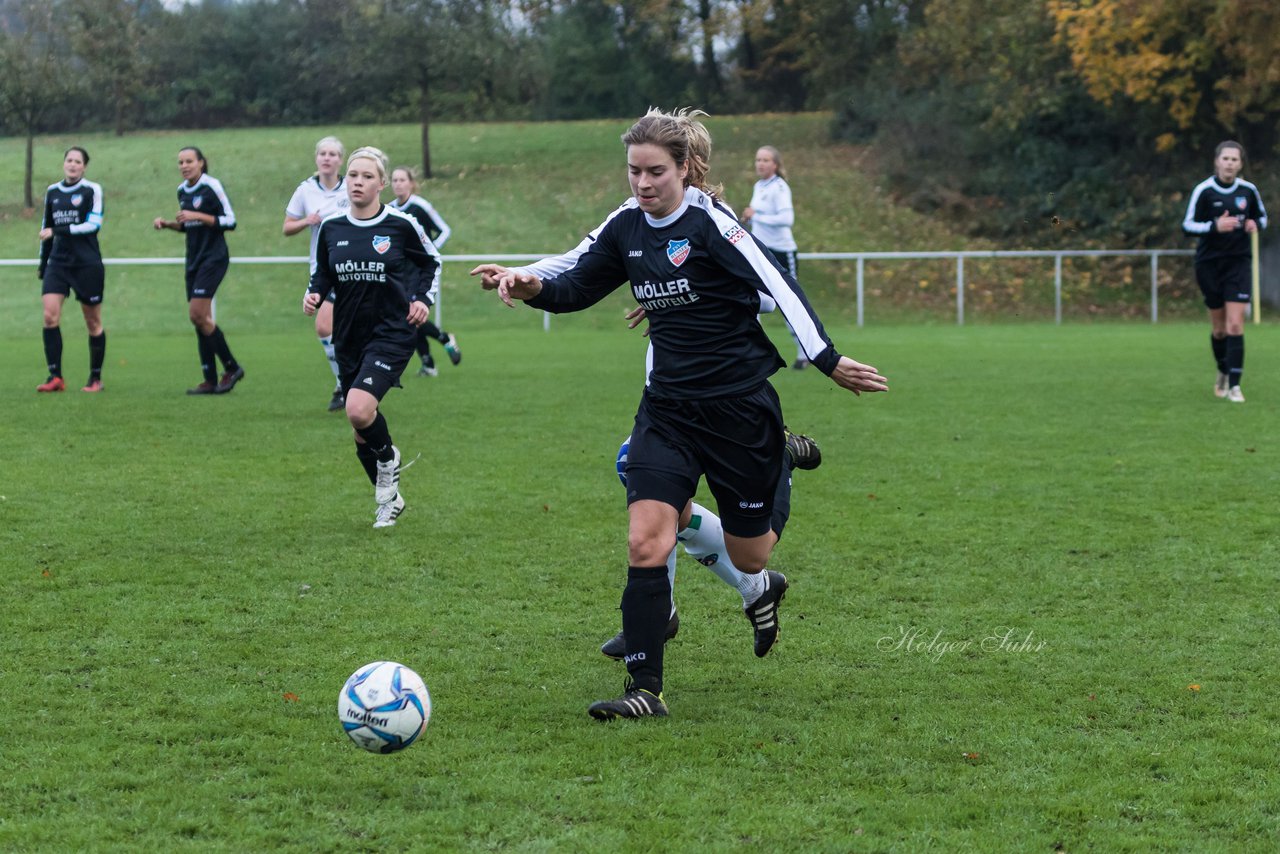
[[628, 531, 676, 567]]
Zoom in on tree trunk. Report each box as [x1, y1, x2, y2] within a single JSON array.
[[24, 131, 34, 209]]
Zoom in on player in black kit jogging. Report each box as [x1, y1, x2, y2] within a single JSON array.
[[153, 147, 245, 396], [37, 146, 106, 393], [484, 108, 888, 720], [1182, 140, 1268, 403], [305, 147, 440, 529]]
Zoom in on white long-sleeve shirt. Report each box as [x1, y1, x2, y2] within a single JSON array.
[[747, 175, 796, 252]]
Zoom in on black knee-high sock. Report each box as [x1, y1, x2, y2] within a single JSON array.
[[354, 411, 394, 461], [354, 440, 379, 485], [421, 320, 448, 344], [196, 330, 217, 384], [415, 326, 434, 363], [1226, 334, 1244, 387], [1211, 334, 1227, 373], [209, 326, 238, 371], [88, 332, 106, 380], [622, 565, 671, 694], [42, 327, 63, 377]]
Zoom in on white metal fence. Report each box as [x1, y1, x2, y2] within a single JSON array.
[[2, 249, 1198, 326]]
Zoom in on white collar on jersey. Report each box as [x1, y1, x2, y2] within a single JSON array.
[[314, 175, 344, 192], [644, 186, 707, 228], [343, 204, 391, 226]]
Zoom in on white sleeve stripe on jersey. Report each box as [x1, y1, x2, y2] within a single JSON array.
[[699, 194, 829, 360], [205, 176, 237, 229], [1182, 179, 1212, 234], [517, 199, 636, 279]]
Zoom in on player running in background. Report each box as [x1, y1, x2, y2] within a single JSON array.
[[37, 146, 107, 393], [1182, 140, 1268, 403], [284, 136, 350, 412], [304, 146, 440, 528], [479, 108, 887, 720], [742, 145, 808, 369], [389, 166, 461, 377], [153, 146, 245, 396]]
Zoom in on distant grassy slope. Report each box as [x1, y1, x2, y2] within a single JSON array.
[[0, 115, 1202, 324], [0, 114, 961, 259]]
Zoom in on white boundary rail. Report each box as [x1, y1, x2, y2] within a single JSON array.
[[1, 249, 1196, 327]]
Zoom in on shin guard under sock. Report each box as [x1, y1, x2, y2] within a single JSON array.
[[622, 565, 671, 694]]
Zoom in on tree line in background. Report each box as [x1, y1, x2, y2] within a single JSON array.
[[2, 0, 1278, 245]]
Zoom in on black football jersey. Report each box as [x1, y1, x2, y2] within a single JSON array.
[[309, 205, 442, 355], [177, 174, 236, 271], [389, 194, 450, 248], [1183, 176, 1268, 263], [527, 187, 841, 399], [39, 179, 104, 273]]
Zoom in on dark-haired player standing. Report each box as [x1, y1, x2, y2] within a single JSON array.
[[37, 146, 106, 393], [482, 108, 887, 720], [389, 166, 461, 376], [305, 147, 440, 528], [1183, 140, 1268, 403], [153, 146, 245, 395]]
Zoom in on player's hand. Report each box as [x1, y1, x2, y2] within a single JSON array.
[[38, 228, 52, 241], [470, 263, 510, 290], [306, 212, 322, 226], [625, 305, 651, 337], [302, 292, 322, 316], [407, 300, 429, 326], [494, 271, 542, 307], [741, 206, 755, 222], [1245, 218, 1259, 234], [1216, 210, 1239, 232], [153, 217, 167, 230], [829, 356, 888, 396]]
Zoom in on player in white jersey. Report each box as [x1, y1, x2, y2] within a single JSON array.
[[389, 166, 461, 376], [284, 137, 351, 412], [742, 145, 807, 369]]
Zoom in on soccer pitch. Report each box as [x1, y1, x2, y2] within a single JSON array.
[[2, 259, 1278, 848]]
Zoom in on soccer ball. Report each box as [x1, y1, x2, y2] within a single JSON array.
[[616, 435, 631, 486], [338, 661, 431, 753]]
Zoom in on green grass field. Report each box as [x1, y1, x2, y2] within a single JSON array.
[[2, 118, 1278, 851]]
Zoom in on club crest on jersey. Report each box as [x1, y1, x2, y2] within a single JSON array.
[[1235, 196, 1248, 211], [70, 194, 83, 207], [192, 196, 203, 209], [372, 235, 391, 255], [667, 238, 691, 267]]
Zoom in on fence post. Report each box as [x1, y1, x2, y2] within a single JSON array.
[[1150, 253, 1159, 324], [956, 256, 965, 325], [856, 256, 865, 328], [1054, 255, 1062, 325]]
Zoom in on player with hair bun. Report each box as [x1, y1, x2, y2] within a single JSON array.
[[37, 146, 107, 393], [285, 136, 351, 412], [153, 146, 245, 396], [304, 146, 441, 528], [389, 166, 461, 376], [478, 108, 887, 720]]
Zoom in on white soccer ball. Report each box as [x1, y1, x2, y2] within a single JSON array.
[[338, 661, 431, 753]]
